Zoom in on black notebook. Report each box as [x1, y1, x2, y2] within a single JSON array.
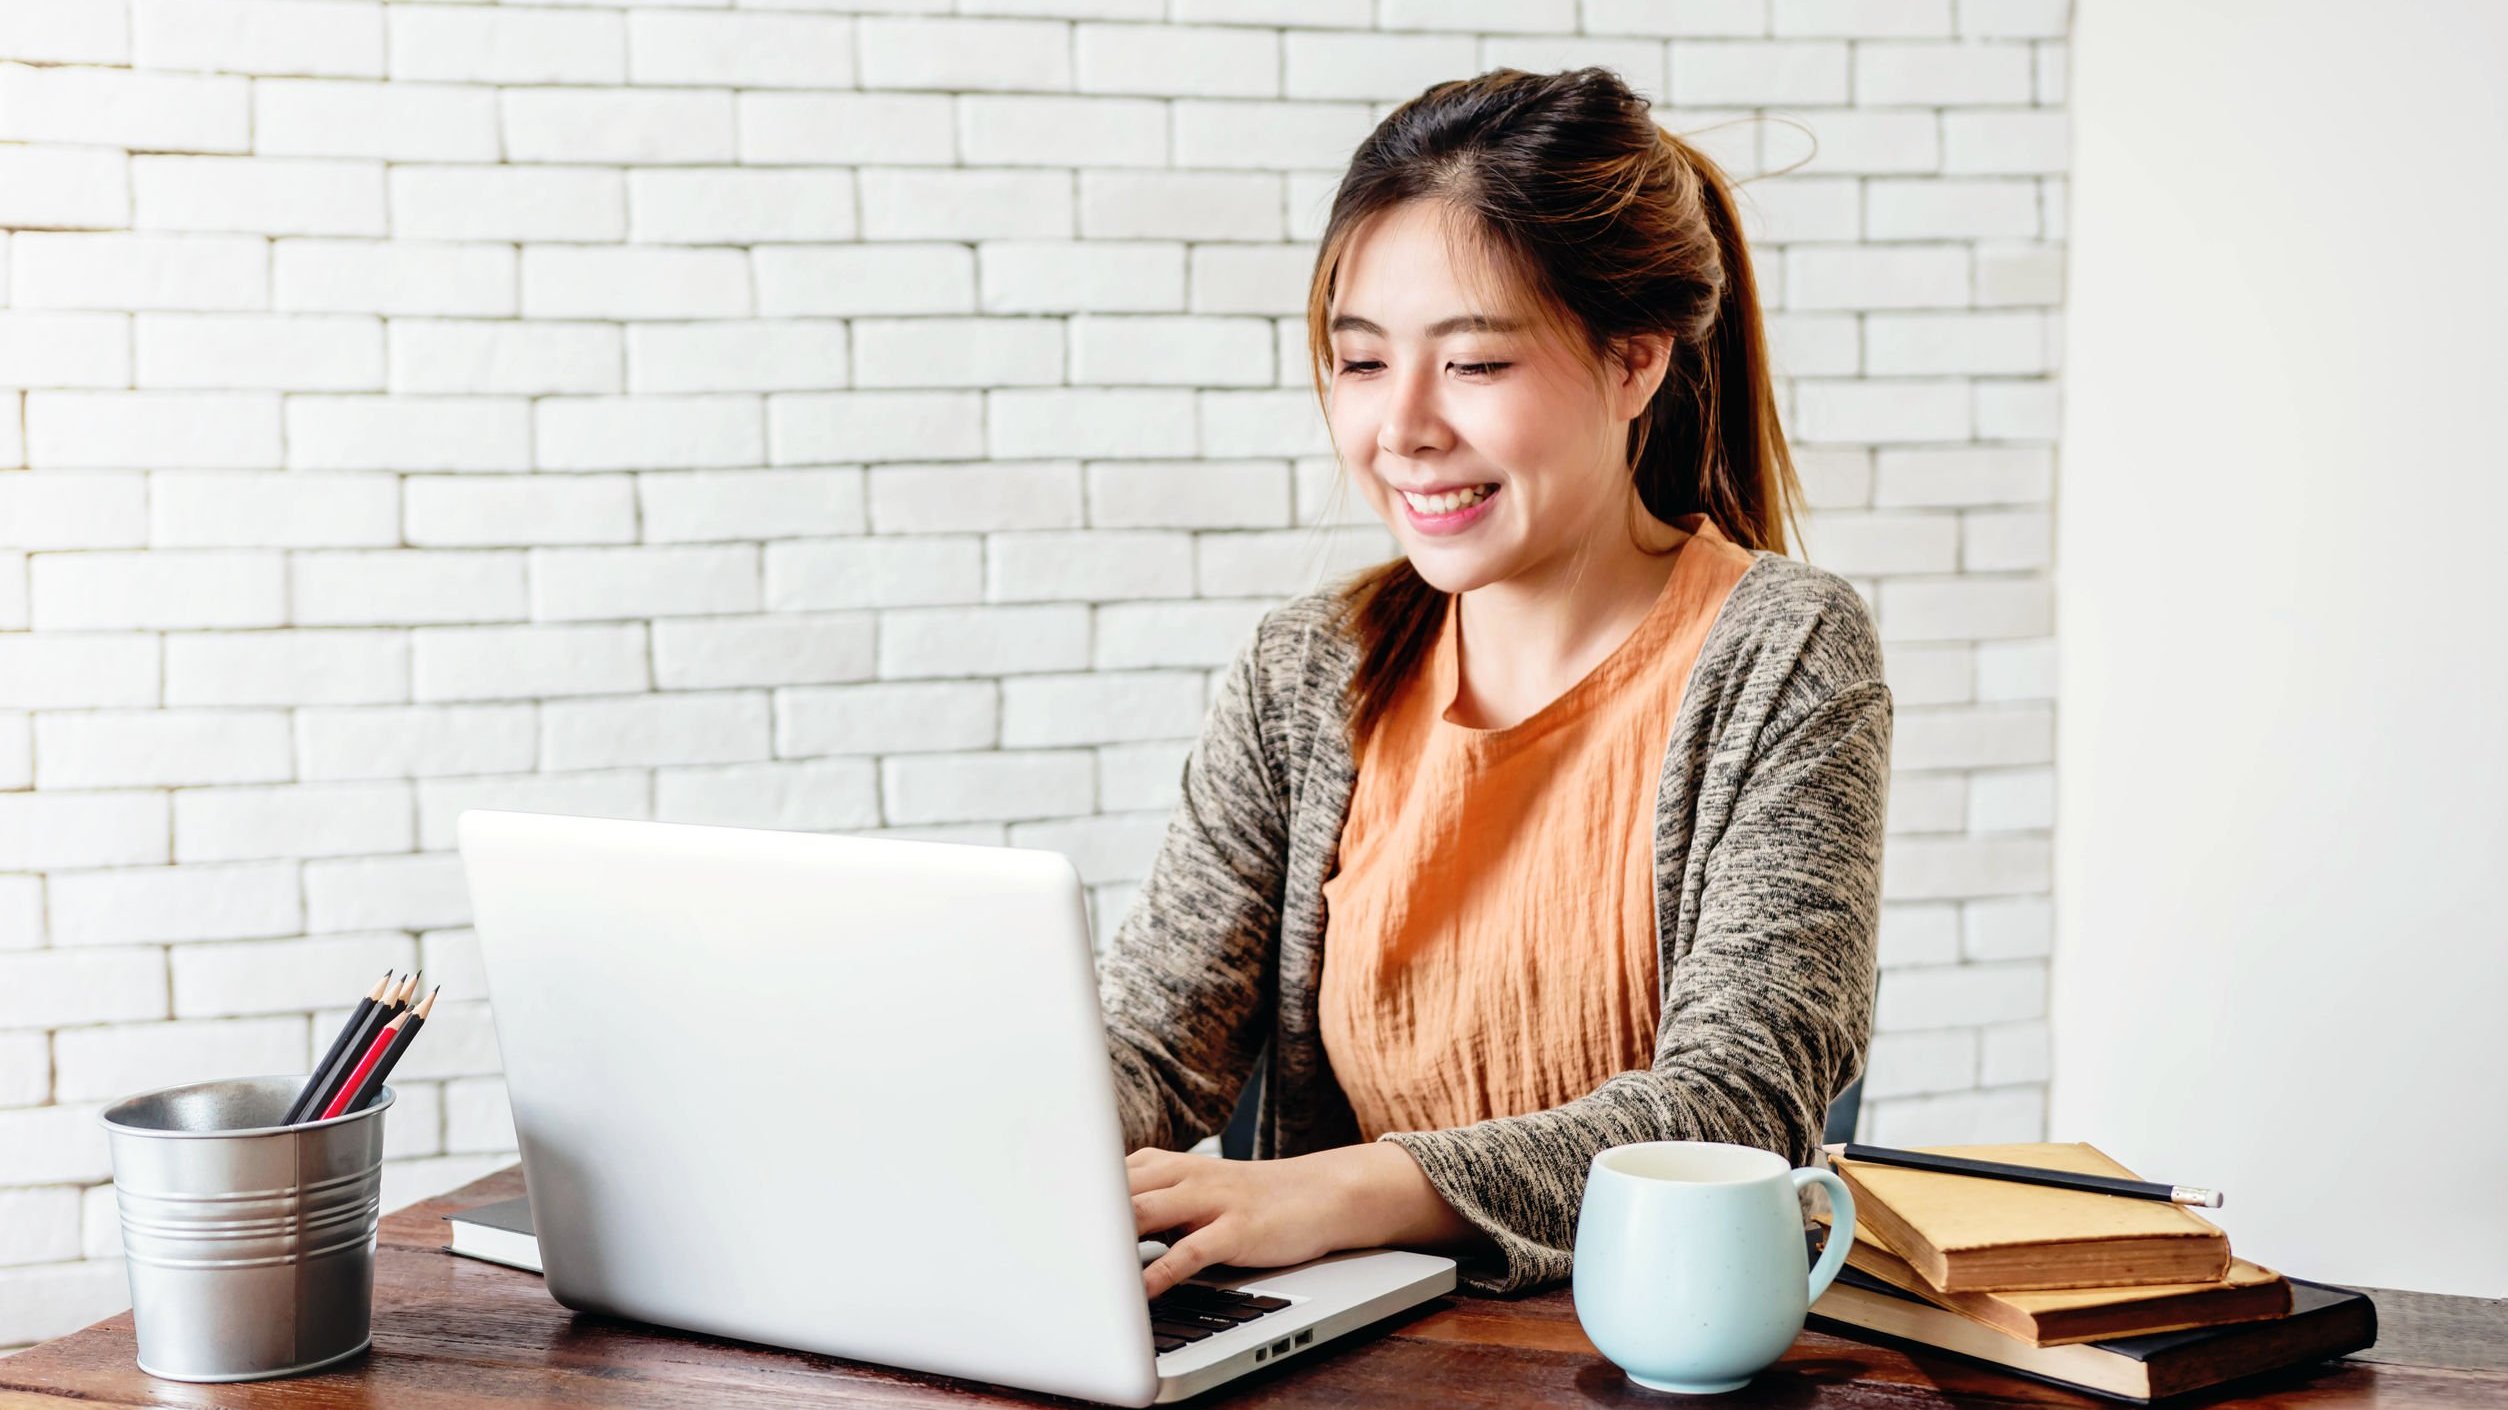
[[445, 1195, 541, 1274], [1802, 1231, 2377, 1403]]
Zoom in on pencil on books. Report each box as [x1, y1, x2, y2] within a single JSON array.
[[292, 972, 407, 1126], [282, 968, 392, 1125], [1823, 1142, 2224, 1208], [319, 1009, 410, 1123], [345, 985, 437, 1115]]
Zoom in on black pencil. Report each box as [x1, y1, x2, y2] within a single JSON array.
[[297, 971, 416, 1125], [283, 969, 394, 1125], [346, 985, 437, 1115], [1823, 1142, 2224, 1208]]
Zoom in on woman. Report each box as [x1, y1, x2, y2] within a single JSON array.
[[1100, 67, 1892, 1300]]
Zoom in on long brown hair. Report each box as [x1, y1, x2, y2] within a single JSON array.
[[1302, 67, 1804, 752]]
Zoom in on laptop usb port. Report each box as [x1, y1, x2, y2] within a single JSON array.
[[1294, 1330, 1312, 1346]]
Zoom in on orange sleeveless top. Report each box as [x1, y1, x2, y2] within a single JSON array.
[[1317, 513, 1758, 1142]]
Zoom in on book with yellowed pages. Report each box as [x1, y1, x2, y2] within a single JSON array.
[[1813, 1211, 2293, 1346], [1830, 1142, 2231, 1293]]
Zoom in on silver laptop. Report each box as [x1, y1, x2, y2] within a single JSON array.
[[455, 808, 1456, 1406]]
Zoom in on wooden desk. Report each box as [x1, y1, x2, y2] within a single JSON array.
[[3, 1166, 2501, 1408]]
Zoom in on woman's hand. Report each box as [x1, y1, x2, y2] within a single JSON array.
[[1125, 1142, 1489, 1300]]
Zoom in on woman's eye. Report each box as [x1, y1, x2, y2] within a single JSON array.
[[1333, 361, 1509, 377]]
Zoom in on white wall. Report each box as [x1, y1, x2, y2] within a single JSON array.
[[0, 0, 2072, 1349], [2055, 0, 2508, 1298]]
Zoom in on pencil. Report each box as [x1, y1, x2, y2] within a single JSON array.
[[345, 985, 437, 1115], [1822, 1142, 2224, 1208], [319, 1010, 409, 1122], [292, 974, 403, 1125], [282, 969, 392, 1125]]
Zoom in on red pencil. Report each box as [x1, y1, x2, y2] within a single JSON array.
[[318, 1010, 409, 1121]]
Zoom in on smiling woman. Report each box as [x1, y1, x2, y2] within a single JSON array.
[[1097, 66, 1892, 1301]]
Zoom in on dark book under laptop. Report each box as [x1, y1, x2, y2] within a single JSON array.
[[1803, 1231, 2378, 1403]]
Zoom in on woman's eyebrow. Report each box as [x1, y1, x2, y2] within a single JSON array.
[[1328, 313, 1527, 338]]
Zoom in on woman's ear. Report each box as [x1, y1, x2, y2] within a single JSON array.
[[1610, 333, 1676, 419]]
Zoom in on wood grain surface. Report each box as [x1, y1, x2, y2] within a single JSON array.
[[2, 1166, 2498, 1409]]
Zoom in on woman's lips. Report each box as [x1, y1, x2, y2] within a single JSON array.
[[1400, 483, 1499, 535]]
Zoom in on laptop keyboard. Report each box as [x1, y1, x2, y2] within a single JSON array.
[[1147, 1283, 1294, 1355]]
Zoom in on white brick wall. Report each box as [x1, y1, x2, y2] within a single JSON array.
[[0, 0, 2070, 1351]]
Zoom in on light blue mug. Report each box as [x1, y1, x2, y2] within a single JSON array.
[[1571, 1140, 1856, 1394]]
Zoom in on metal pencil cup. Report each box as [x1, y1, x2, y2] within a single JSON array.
[[98, 1074, 395, 1383]]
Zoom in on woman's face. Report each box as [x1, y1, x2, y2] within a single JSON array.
[[1323, 201, 1671, 596]]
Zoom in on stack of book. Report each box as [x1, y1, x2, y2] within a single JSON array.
[[1804, 1142, 2378, 1404]]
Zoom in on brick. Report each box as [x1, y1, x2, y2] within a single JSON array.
[[286, 395, 529, 472], [274, 239, 512, 316], [1959, 0, 2068, 38], [1581, 0, 1766, 35], [386, 3, 623, 85], [1377, 0, 1574, 33], [1874, 445, 2050, 506], [1093, 599, 1272, 669], [170, 933, 413, 1018], [1963, 894, 2050, 959], [389, 165, 623, 243], [1787, 244, 1967, 309], [1976, 241, 2065, 305], [172, 782, 412, 863], [1963, 507, 2050, 571], [654, 759, 882, 833], [1876, 902, 1958, 969], [854, 317, 1064, 389], [1768, 312, 1857, 377], [163, 628, 408, 706], [637, 468, 867, 545], [0, 635, 158, 710], [0, 791, 169, 871], [1880, 576, 2051, 641], [134, 155, 384, 237], [0, 143, 129, 229], [32, 709, 291, 790], [1773, 0, 1949, 35], [1866, 310, 2046, 375], [54, 1017, 310, 1102], [1171, 100, 1374, 171], [858, 16, 1071, 92], [404, 475, 638, 548], [136, 312, 383, 391], [26, 388, 281, 467], [0, 0, 130, 63], [626, 321, 847, 395], [444, 1077, 512, 1154], [627, 169, 855, 245], [990, 530, 1192, 601], [866, 462, 1077, 534], [1865, 1085, 2043, 1145], [627, 9, 853, 89], [0, 312, 130, 388], [1096, 740, 1186, 812], [292, 550, 528, 627], [0, 470, 143, 550], [876, 604, 1089, 678], [1877, 641, 1970, 706], [1769, 109, 1939, 175], [391, 319, 621, 397], [1203, 390, 1340, 458], [769, 390, 986, 464], [1070, 315, 1273, 387], [1892, 704, 2051, 770], [254, 78, 497, 161], [133, 0, 382, 78], [411, 623, 647, 702], [859, 168, 1073, 241], [1886, 771, 1962, 834], [962, 94, 1164, 168], [1882, 836, 2049, 900], [0, 61, 248, 153], [298, 703, 534, 781], [1875, 959, 2045, 1031], [653, 613, 874, 692], [1001, 671, 1203, 748], [1076, 23, 1274, 98], [1732, 176, 1859, 246], [1792, 379, 1969, 443], [1854, 41, 2033, 104], [737, 91, 956, 166], [0, 948, 168, 1029], [1670, 40, 1847, 105], [1797, 510, 1958, 577], [1974, 379, 2058, 439], [988, 388, 1195, 459], [304, 852, 471, 933], [1970, 765, 2052, 832], [1088, 461, 1288, 531], [421, 929, 483, 1003], [764, 536, 982, 611], [501, 88, 735, 166], [529, 544, 759, 622], [543, 691, 770, 771], [1197, 525, 1389, 596], [29, 549, 284, 630], [0, 1103, 113, 1183], [415, 772, 646, 852], [10, 231, 266, 311], [1978, 1019, 2048, 1086], [1080, 171, 1281, 241], [382, 999, 497, 1080], [0, 1189, 79, 1267], [1187, 244, 1307, 318], [1974, 637, 2054, 702], [1009, 811, 1168, 886], [1866, 177, 2039, 239], [881, 750, 1094, 825], [776, 681, 992, 757], [520, 246, 750, 321], [1944, 110, 2068, 173], [756, 243, 974, 317], [47, 861, 298, 947], [1862, 1028, 1976, 1098], [534, 395, 764, 472]]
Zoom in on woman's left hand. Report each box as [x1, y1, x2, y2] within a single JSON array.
[[1127, 1145, 1382, 1300]]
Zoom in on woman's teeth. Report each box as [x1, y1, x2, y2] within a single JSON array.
[[1402, 484, 1496, 514]]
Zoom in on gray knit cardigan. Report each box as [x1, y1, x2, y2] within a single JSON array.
[[1096, 548, 1893, 1296]]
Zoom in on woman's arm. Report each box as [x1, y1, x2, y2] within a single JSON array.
[[1096, 618, 1289, 1155], [1372, 668, 1894, 1295]]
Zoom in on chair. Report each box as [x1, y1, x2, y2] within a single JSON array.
[[1217, 1054, 1864, 1159]]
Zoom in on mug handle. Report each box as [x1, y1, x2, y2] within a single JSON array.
[[1792, 1168, 1856, 1305]]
